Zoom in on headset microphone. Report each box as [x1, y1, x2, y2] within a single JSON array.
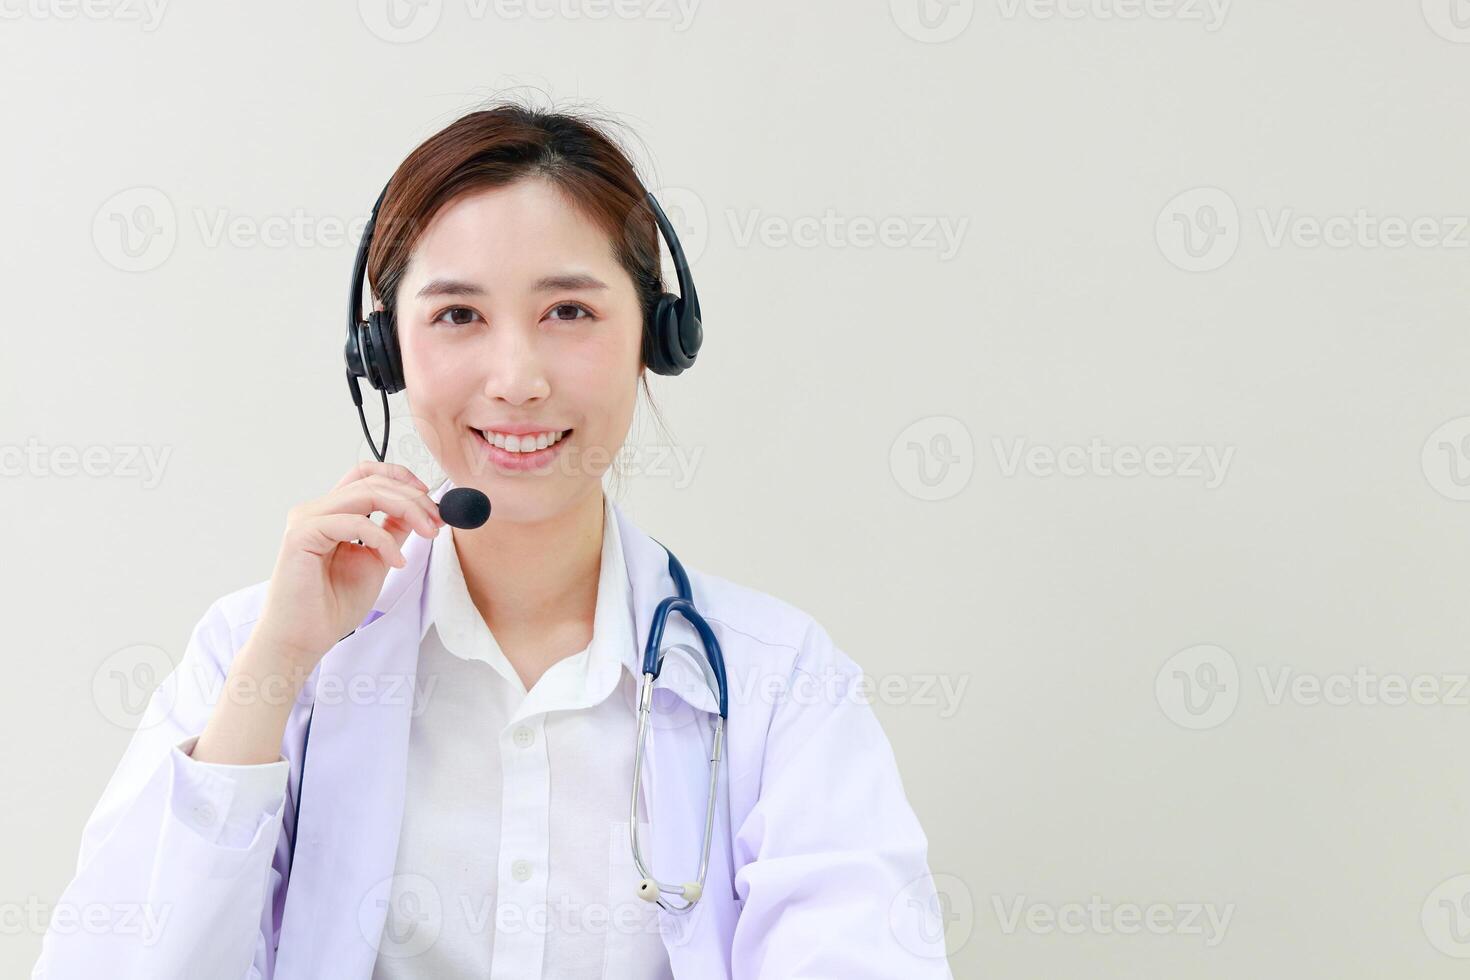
[[439, 487, 491, 529]]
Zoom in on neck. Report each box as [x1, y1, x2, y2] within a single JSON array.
[[450, 486, 606, 638]]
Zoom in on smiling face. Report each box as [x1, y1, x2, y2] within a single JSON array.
[[392, 177, 645, 525]]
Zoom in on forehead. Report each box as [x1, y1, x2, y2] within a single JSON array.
[[401, 178, 622, 288]]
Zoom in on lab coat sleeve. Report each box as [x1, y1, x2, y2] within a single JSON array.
[[729, 619, 954, 979], [32, 598, 292, 980]]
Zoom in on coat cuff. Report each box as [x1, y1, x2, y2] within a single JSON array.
[[170, 735, 290, 848]]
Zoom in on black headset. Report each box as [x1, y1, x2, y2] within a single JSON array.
[[343, 181, 704, 462]]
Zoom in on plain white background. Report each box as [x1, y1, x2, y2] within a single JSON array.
[[5, 0, 1470, 976]]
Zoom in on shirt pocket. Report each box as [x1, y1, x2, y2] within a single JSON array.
[[604, 818, 673, 980]]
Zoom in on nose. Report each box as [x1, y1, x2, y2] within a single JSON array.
[[483, 323, 550, 405]]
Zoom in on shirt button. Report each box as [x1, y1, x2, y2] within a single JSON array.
[[511, 860, 532, 882], [512, 725, 535, 748]]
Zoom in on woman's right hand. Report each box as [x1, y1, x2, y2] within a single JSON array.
[[250, 461, 445, 675]]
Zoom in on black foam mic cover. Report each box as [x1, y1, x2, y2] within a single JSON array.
[[439, 487, 491, 529]]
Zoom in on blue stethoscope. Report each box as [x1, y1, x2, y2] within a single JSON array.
[[630, 544, 729, 913]]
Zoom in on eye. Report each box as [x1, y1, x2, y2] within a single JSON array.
[[433, 306, 481, 327], [547, 302, 594, 322]]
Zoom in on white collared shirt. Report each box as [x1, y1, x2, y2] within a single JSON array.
[[370, 492, 672, 979]]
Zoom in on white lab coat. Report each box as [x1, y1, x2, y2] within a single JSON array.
[[33, 483, 953, 978]]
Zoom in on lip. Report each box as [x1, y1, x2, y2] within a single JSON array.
[[470, 427, 572, 473]]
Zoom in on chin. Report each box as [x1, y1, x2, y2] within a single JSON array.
[[445, 472, 596, 527]]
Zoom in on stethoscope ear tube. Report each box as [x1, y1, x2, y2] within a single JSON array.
[[640, 594, 729, 720]]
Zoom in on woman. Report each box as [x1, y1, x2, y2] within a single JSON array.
[[35, 101, 950, 979]]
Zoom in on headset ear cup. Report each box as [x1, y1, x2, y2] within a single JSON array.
[[679, 311, 703, 364], [366, 310, 406, 394], [345, 321, 368, 380], [358, 320, 382, 390], [651, 293, 695, 377]]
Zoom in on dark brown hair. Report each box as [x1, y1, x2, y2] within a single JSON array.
[[366, 99, 667, 384]]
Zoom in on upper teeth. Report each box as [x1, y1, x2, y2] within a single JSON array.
[[483, 430, 564, 453]]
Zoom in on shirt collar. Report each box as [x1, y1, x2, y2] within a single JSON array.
[[420, 490, 639, 711], [357, 480, 720, 716]]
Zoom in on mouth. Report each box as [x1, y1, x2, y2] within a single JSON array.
[[471, 427, 574, 472]]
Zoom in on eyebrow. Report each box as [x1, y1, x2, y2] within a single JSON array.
[[413, 273, 609, 300]]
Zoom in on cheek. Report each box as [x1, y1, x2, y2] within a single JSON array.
[[400, 328, 477, 405], [561, 326, 641, 431]]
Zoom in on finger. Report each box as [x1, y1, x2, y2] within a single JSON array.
[[306, 480, 440, 538], [298, 514, 406, 568], [381, 513, 416, 549], [355, 475, 444, 532], [333, 460, 429, 494]]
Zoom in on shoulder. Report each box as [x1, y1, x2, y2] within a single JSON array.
[[189, 578, 271, 659], [212, 578, 271, 631], [685, 565, 861, 682]]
